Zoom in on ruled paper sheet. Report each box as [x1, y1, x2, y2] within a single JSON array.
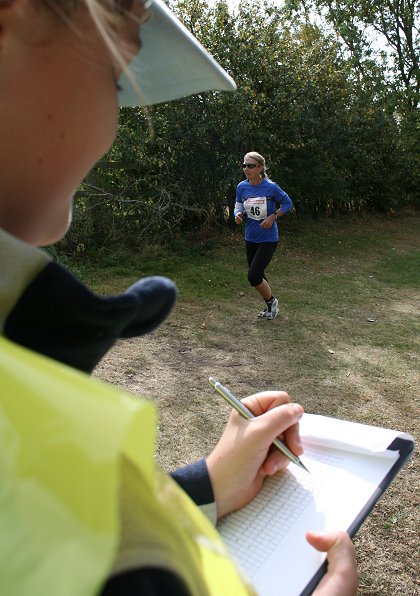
[[217, 415, 403, 596]]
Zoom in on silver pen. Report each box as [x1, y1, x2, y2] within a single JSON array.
[[209, 377, 309, 473]]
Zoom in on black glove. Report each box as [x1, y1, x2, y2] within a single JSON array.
[[5, 261, 177, 373]]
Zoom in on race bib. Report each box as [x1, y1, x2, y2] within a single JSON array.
[[243, 197, 268, 221]]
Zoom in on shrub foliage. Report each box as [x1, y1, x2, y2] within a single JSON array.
[[60, 0, 419, 255]]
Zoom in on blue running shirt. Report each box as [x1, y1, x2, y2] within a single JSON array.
[[234, 178, 293, 243]]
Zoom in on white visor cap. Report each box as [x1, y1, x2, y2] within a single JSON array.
[[118, 0, 237, 106]]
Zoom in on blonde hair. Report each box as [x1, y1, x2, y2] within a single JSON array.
[[41, 0, 150, 105], [244, 151, 268, 178], [41, 1, 137, 41]]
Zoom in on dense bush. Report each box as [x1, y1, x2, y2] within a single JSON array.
[[56, 0, 419, 256]]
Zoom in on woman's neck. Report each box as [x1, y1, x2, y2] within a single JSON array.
[[248, 176, 263, 186]]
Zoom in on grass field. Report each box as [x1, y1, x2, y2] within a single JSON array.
[[82, 212, 419, 595]]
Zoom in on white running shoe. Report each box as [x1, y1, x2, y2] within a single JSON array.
[[258, 298, 279, 319]]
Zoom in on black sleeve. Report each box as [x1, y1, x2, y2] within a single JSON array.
[[170, 459, 214, 506], [100, 567, 190, 596]]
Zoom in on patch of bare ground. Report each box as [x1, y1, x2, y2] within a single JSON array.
[[93, 216, 419, 595]]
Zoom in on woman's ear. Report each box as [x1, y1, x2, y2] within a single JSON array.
[[0, 0, 25, 36], [0, 0, 25, 17], [0, 0, 46, 49], [0, 0, 30, 10]]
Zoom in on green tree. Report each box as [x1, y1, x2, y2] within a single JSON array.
[[59, 0, 418, 257], [285, 0, 419, 113]]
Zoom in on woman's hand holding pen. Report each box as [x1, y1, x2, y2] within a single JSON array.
[[206, 391, 303, 520], [206, 390, 358, 595]]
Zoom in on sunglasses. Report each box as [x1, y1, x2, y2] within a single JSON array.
[[242, 163, 258, 169]]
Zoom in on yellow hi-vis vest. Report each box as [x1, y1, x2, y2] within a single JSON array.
[[0, 337, 254, 595]]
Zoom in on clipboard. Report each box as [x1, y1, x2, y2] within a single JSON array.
[[217, 414, 415, 596]]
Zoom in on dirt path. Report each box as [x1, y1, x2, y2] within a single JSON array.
[[93, 216, 419, 595]]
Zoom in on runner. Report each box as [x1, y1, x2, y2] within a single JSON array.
[[235, 152, 293, 319]]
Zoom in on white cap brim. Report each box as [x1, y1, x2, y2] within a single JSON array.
[[118, 0, 236, 106]]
